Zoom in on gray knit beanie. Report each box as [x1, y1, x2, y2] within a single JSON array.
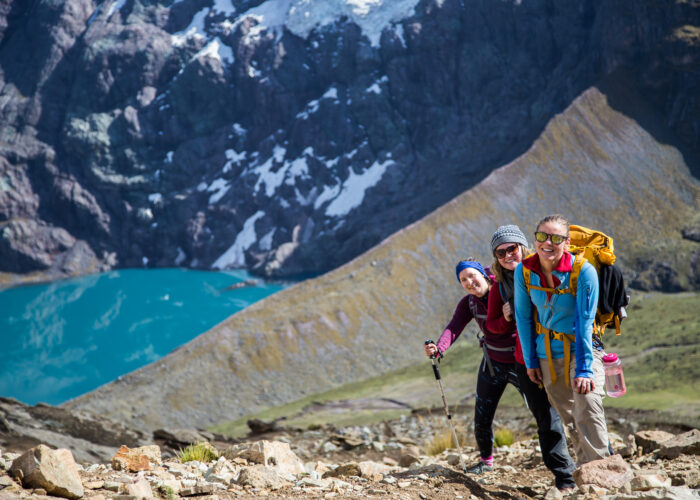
[[490, 224, 528, 253]]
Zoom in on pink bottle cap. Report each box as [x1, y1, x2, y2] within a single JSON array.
[[602, 353, 618, 363]]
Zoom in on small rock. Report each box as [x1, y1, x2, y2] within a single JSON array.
[[180, 484, 215, 496], [323, 463, 361, 478], [83, 480, 105, 489], [104, 481, 121, 492], [237, 441, 304, 475], [544, 487, 563, 499], [631, 470, 671, 491], [123, 478, 153, 497], [669, 469, 700, 488]]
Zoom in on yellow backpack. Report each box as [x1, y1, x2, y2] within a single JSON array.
[[522, 225, 625, 386]]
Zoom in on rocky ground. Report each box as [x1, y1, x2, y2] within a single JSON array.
[[1, 403, 698, 500]]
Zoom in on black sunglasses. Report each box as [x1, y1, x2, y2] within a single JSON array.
[[494, 244, 519, 259], [534, 231, 567, 245]]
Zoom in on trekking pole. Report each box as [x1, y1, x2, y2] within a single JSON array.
[[425, 340, 467, 471]]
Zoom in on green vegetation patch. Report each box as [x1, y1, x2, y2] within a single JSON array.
[[212, 292, 700, 436], [177, 442, 218, 463]]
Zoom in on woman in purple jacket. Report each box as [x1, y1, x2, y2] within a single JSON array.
[[424, 258, 523, 474]]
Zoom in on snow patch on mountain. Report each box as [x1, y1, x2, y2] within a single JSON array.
[[207, 178, 231, 204], [197, 37, 234, 64], [172, 7, 210, 47], [296, 86, 338, 119], [212, 0, 237, 16], [223, 149, 247, 173], [315, 159, 393, 216], [213, 211, 265, 268], [252, 146, 315, 197], [286, 0, 420, 46]]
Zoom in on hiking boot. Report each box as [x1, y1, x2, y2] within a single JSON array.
[[466, 461, 494, 474]]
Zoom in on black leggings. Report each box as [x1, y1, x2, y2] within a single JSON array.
[[474, 357, 521, 459], [515, 363, 576, 488]]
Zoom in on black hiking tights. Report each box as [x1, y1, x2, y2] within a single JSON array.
[[474, 357, 521, 460], [515, 363, 576, 489]]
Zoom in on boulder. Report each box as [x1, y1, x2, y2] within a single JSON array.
[[358, 461, 393, 481], [236, 440, 304, 475], [323, 462, 361, 478], [398, 445, 421, 467], [111, 445, 161, 472], [635, 430, 676, 453], [631, 470, 672, 491], [659, 429, 700, 459], [573, 454, 633, 489], [123, 477, 154, 497], [9, 445, 83, 499], [236, 465, 289, 490]]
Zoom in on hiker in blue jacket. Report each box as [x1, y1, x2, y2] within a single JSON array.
[[514, 214, 610, 465]]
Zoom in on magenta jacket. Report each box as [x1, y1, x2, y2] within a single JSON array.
[[436, 286, 516, 364]]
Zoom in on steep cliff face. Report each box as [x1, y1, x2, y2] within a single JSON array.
[[63, 85, 700, 432], [0, 0, 698, 282]]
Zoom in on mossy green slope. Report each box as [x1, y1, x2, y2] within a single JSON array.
[[64, 85, 700, 433], [212, 291, 699, 438]]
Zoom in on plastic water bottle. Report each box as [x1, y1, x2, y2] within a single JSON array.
[[602, 353, 626, 397]]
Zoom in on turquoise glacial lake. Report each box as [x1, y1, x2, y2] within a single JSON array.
[[0, 269, 285, 406]]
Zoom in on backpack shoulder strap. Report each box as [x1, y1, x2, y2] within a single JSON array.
[[569, 253, 587, 297], [522, 265, 531, 294]]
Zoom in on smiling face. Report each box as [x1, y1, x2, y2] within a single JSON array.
[[535, 220, 570, 268], [458, 267, 490, 297], [495, 243, 522, 271]]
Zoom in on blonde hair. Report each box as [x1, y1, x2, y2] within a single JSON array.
[[491, 244, 533, 282]]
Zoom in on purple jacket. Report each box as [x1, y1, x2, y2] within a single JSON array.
[[436, 290, 516, 364]]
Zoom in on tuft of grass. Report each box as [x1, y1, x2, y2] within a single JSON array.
[[494, 428, 514, 447], [158, 485, 174, 500], [425, 426, 470, 456], [177, 442, 219, 463]]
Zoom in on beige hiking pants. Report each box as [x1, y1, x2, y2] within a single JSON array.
[[539, 349, 610, 465]]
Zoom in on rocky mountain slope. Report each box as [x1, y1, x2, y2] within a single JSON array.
[[3, 392, 700, 500], [63, 83, 700, 433], [0, 0, 698, 282]]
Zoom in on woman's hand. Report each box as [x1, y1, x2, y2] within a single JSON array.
[[573, 377, 594, 394], [424, 343, 438, 358], [527, 367, 543, 384], [502, 302, 513, 322]]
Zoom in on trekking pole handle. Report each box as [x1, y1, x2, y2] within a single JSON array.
[[425, 340, 441, 380]]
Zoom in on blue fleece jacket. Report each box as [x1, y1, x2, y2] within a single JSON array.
[[514, 252, 599, 379]]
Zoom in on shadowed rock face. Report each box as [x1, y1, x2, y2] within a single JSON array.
[[63, 85, 700, 433], [0, 0, 698, 284]]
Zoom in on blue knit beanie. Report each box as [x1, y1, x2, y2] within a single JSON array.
[[455, 260, 488, 283]]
